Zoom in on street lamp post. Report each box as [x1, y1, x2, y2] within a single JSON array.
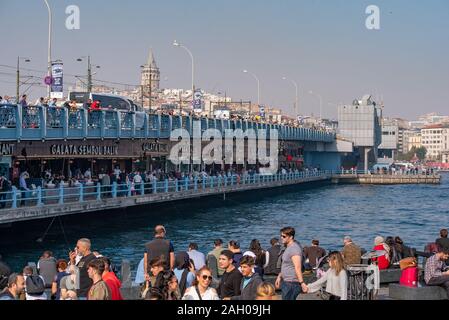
[[43, 0, 52, 99], [16, 57, 31, 102], [282, 77, 299, 116], [173, 40, 195, 104], [309, 90, 323, 121], [77, 56, 100, 93], [243, 69, 260, 107]]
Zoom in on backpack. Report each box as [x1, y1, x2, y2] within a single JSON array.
[[26, 275, 45, 295], [206, 254, 218, 279], [1, 180, 11, 192]]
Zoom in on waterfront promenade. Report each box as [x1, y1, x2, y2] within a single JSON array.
[[0, 171, 331, 225]]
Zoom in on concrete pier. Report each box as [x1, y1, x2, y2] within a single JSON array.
[[331, 174, 441, 185]]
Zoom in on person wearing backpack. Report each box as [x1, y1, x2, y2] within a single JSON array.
[[264, 238, 282, 276], [37, 250, 57, 291], [23, 266, 47, 300], [173, 252, 195, 297]]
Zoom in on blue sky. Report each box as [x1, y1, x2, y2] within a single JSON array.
[[0, 0, 448, 119]]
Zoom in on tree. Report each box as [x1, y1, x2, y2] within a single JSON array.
[[397, 146, 427, 162], [413, 146, 427, 161]]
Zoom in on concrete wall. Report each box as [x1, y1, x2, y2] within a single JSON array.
[[304, 151, 342, 170]]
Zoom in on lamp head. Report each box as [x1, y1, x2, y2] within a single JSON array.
[[243, 70, 248, 73], [173, 40, 180, 47]]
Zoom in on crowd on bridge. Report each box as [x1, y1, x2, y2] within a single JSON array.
[[1, 94, 333, 132], [0, 165, 321, 210], [1, 225, 448, 301]]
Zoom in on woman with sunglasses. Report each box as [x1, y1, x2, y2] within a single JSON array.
[[303, 251, 348, 300], [182, 266, 219, 300]]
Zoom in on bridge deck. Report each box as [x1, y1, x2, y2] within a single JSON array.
[[0, 104, 335, 142], [0, 172, 330, 225]]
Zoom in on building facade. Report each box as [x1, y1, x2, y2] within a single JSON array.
[[421, 125, 448, 161], [337, 95, 382, 171], [443, 128, 449, 164], [406, 131, 422, 152], [378, 120, 399, 160]]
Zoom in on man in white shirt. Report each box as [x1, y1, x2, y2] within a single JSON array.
[[187, 243, 206, 270]]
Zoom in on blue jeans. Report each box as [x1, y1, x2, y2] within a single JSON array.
[[281, 281, 302, 300]]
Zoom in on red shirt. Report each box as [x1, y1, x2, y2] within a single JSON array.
[[90, 101, 100, 111], [372, 244, 390, 270], [103, 272, 123, 300]]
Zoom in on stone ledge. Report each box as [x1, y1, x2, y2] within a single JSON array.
[[389, 283, 448, 300]]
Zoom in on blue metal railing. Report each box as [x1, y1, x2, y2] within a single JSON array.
[[0, 104, 336, 142], [0, 171, 332, 210]]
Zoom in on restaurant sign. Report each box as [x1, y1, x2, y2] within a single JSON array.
[[0, 143, 14, 156], [141, 142, 168, 153], [51, 144, 118, 156]]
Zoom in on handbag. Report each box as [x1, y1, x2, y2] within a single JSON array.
[[399, 257, 417, 270]]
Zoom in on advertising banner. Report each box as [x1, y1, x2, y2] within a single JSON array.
[[51, 61, 63, 99]]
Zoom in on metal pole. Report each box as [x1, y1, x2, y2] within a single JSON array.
[[16, 57, 20, 102], [43, 0, 52, 99], [87, 55, 92, 93], [244, 70, 260, 106], [257, 77, 260, 106], [292, 80, 299, 116], [181, 45, 195, 106], [319, 94, 322, 120]]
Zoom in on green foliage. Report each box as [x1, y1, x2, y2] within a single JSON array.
[[397, 146, 427, 161]]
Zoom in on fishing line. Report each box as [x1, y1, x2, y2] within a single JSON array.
[[36, 216, 56, 243], [58, 216, 71, 251]]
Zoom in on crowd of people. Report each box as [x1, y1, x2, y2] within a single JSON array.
[[1, 226, 448, 301], [0, 94, 334, 133], [1, 165, 318, 209]]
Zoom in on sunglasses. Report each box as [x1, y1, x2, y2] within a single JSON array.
[[201, 275, 213, 281]]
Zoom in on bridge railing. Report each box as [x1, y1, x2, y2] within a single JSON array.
[[0, 171, 331, 211], [0, 104, 336, 142]]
